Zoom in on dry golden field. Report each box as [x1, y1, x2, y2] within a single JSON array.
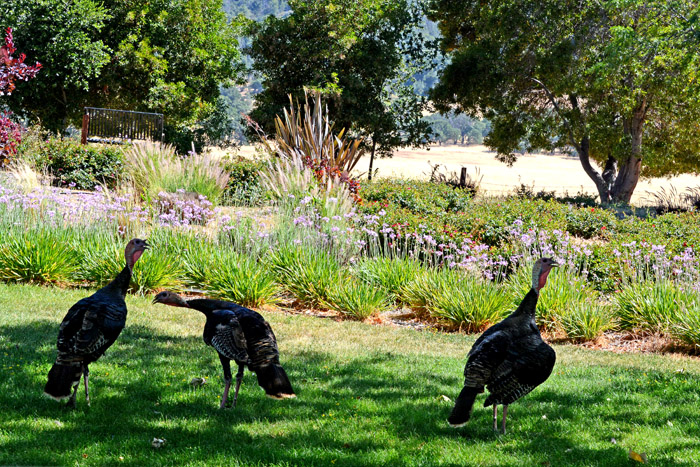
[[227, 143, 700, 204]]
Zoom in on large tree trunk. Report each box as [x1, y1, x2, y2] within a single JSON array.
[[575, 105, 646, 205], [575, 135, 612, 203], [609, 108, 645, 204]]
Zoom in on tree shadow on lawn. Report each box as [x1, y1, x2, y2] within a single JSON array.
[[1, 321, 700, 466]]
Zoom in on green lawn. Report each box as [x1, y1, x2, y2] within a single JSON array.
[[0, 283, 699, 466]]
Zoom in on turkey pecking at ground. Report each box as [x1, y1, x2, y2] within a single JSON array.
[[44, 238, 150, 407], [448, 257, 559, 433], [152, 291, 295, 408]]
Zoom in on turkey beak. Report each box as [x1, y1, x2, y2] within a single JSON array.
[[152, 297, 160, 305], [550, 261, 560, 268], [144, 240, 151, 250]]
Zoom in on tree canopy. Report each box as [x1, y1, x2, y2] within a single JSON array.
[[428, 0, 700, 203], [246, 0, 433, 176], [4, 0, 245, 149]]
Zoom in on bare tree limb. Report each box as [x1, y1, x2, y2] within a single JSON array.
[[529, 77, 581, 153]]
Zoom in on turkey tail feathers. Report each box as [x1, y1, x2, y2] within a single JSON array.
[[448, 386, 481, 427], [44, 362, 81, 401], [255, 363, 295, 399]]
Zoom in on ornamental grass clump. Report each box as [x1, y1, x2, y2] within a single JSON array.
[[431, 277, 512, 332], [399, 267, 466, 317], [670, 303, 700, 348], [181, 240, 279, 307], [205, 254, 280, 308], [323, 280, 392, 320], [261, 151, 355, 216], [125, 141, 229, 205], [268, 245, 341, 308], [354, 256, 423, 303], [0, 227, 79, 284], [399, 269, 440, 315], [253, 92, 363, 199], [558, 302, 616, 342], [614, 280, 698, 333]]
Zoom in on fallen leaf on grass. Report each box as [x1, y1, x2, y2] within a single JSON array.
[[439, 395, 451, 402], [628, 450, 647, 463]]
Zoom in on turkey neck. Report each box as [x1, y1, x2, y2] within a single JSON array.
[[184, 299, 220, 317], [509, 288, 539, 320], [99, 265, 132, 298]]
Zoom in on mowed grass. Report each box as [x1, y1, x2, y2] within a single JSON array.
[[0, 284, 699, 466]]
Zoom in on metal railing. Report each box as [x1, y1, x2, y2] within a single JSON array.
[[81, 107, 164, 144]]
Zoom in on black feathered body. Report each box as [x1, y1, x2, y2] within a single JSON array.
[[449, 289, 555, 424], [189, 299, 280, 370], [186, 299, 294, 396], [45, 267, 131, 400]]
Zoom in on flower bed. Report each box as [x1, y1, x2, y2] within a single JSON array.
[[0, 176, 699, 349]]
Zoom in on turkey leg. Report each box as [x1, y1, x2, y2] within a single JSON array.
[[232, 364, 245, 408], [492, 405, 498, 431], [83, 366, 90, 407], [219, 354, 232, 409], [66, 382, 79, 408], [502, 405, 508, 434]]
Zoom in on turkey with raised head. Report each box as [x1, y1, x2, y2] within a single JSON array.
[[152, 291, 295, 408], [448, 257, 558, 433], [44, 238, 149, 407]]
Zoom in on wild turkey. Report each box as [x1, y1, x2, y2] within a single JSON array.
[[44, 238, 150, 407], [448, 257, 558, 433], [152, 291, 295, 408]]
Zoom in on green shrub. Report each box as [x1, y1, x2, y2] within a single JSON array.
[[360, 178, 472, 216], [611, 211, 700, 255], [431, 278, 512, 331], [222, 156, 267, 206], [559, 303, 616, 342], [565, 207, 615, 239], [354, 257, 423, 302], [358, 188, 571, 248], [31, 137, 125, 190], [268, 246, 341, 308], [323, 279, 391, 320], [614, 280, 698, 332], [0, 228, 79, 284]]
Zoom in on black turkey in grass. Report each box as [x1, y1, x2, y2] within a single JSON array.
[[448, 257, 559, 433], [44, 238, 149, 407], [152, 291, 295, 408]]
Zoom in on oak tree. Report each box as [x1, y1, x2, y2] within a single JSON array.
[[428, 0, 700, 203]]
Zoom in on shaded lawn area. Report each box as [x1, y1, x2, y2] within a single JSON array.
[[0, 283, 699, 466]]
